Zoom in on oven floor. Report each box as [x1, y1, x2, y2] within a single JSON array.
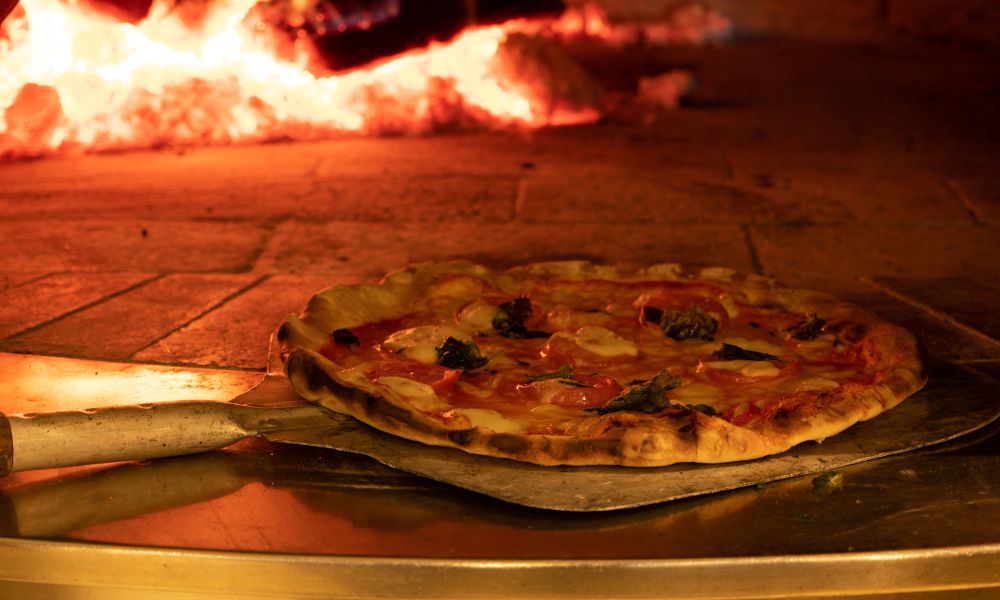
[[0, 38, 997, 374], [1, 36, 999, 598]]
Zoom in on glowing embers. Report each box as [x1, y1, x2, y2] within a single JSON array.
[[0, 0, 600, 156]]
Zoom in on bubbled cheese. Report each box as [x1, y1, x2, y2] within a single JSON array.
[[377, 376, 442, 410], [703, 360, 782, 378], [560, 326, 639, 358], [451, 408, 523, 433], [382, 325, 471, 364], [454, 298, 497, 332]]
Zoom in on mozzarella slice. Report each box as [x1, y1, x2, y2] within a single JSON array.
[[704, 360, 782, 378], [671, 382, 722, 403], [376, 376, 442, 410], [382, 325, 471, 364], [455, 298, 497, 332], [451, 408, 523, 433], [560, 326, 639, 358]]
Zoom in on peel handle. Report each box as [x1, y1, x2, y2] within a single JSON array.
[[0, 402, 262, 476]]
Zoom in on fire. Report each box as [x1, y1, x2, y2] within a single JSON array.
[[0, 0, 599, 156]]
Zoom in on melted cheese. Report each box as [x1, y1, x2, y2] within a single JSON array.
[[671, 382, 722, 402], [382, 325, 471, 364], [377, 376, 443, 410], [704, 360, 782, 378], [455, 298, 497, 332], [562, 326, 638, 358], [794, 377, 841, 392], [452, 408, 523, 433]]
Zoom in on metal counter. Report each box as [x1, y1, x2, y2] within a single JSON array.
[[0, 352, 998, 598]]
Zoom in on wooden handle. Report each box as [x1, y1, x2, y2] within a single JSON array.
[[0, 402, 263, 473]]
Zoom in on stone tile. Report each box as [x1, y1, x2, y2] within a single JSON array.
[[750, 224, 1000, 298], [299, 175, 517, 222], [0, 273, 44, 292], [947, 174, 1000, 225], [254, 221, 754, 281], [3, 274, 259, 360], [870, 277, 1000, 343], [887, 0, 1000, 43], [520, 168, 851, 224], [727, 157, 972, 224], [136, 275, 333, 370], [0, 220, 270, 273], [849, 289, 1000, 363], [0, 273, 155, 338], [0, 137, 525, 222]]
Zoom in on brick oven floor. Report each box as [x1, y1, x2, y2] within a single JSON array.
[[0, 38, 997, 378]]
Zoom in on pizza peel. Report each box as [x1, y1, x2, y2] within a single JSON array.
[[0, 352, 996, 512]]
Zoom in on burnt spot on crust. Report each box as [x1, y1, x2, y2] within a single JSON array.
[[558, 436, 622, 460], [828, 321, 868, 344], [291, 351, 442, 438], [676, 412, 700, 445], [490, 433, 531, 455], [448, 429, 476, 446]]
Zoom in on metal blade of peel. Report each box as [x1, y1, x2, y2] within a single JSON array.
[[265, 359, 1000, 512]]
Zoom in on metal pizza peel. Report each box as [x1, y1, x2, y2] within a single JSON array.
[[0, 354, 996, 512]]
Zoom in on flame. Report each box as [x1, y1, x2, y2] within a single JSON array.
[[0, 0, 599, 156]]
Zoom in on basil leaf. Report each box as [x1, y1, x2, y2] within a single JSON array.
[[525, 365, 574, 384], [710, 343, 779, 362], [331, 328, 360, 347], [526, 365, 592, 388], [659, 305, 718, 341], [586, 370, 682, 415], [686, 403, 717, 416], [436, 337, 488, 371], [492, 297, 551, 339], [790, 314, 827, 341]]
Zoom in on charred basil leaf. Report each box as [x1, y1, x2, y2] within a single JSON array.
[[436, 337, 488, 371], [331, 328, 360, 347], [710, 343, 779, 362], [791, 314, 827, 341], [492, 297, 550, 339], [641, 306, 664, 324], [686, 403, 717, 416], [525, 365, 590, 387], [586, 371, 682, 415], [658, 305, 718, 341]]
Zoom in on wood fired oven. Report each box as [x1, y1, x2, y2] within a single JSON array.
[[0, 0, 998, 597]]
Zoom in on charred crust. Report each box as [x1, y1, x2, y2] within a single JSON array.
[[677, 413, 699, 445], [489, 433, 531, 455], [448, 429, 476, 446]]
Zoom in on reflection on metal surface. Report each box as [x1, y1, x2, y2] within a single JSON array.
[[0, 536, 998, 599], [0, 352, 259, 414], [0, 453, 249, 538]]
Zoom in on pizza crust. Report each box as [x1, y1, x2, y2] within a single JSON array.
[[279, 261, 927, 467]]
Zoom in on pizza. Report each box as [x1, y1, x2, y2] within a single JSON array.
[[278, 261, 926, 467]]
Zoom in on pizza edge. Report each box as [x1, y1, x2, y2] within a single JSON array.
[[278, 260, 927, 467]]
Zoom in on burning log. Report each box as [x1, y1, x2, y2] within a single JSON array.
[[1, 83, 64, 155]]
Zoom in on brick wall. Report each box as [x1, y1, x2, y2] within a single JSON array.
[[569, 0, 1000, 43]]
